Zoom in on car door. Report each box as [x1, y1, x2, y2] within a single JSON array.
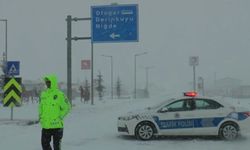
[[153, 98, 198, 135], [190, 98, 227, 135]]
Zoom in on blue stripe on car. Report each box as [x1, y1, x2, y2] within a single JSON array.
[[153, 117, 224, 129], [152, 112, 248, 130]]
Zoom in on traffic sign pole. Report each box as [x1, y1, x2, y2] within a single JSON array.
[[66, 16, 93, 105], [91, 42, 94, 104], [3, 77, 22, 120], [66, 4, 138, 104], [66, 15, 72, 106]]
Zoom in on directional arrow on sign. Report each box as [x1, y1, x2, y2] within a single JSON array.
[[110, 33, 120, 39], [91, 4, 138, 43]]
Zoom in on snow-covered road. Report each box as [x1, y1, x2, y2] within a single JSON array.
[[1, 96, 250, 150]]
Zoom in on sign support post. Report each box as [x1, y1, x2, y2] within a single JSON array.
[[66, 16, 92, 105], [66, 4, 138, 104], [4, 61, 20, 120]]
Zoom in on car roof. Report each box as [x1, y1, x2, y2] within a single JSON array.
[[149, 96, 235, 110]]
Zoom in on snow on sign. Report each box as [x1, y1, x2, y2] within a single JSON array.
[[91, 4, 138, 43], [7, 61, 20, 76]]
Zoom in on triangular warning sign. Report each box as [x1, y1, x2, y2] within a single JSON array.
[[9, 64, 17, 74], [7, 61, 20, 76]]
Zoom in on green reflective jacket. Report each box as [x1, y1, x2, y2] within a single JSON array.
[[38, 75, 71, 129]]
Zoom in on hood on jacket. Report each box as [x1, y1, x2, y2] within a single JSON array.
[[43, 74, 58, 89]]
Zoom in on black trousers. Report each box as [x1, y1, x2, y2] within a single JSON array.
[[41, 128, 63, 150]]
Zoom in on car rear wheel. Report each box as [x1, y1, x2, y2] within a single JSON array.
[[219, 122, 238, 140], [135, 122, 154, 140]]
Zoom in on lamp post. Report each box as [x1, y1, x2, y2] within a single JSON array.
[[101, 54, 113, 99], [134, 52, 147, 99], [0, 19, 7, 72]]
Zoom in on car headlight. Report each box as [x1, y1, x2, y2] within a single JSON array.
[[119, 115, 138, 121]]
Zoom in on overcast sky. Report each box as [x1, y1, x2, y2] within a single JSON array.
[[1, 0, 250, 93]]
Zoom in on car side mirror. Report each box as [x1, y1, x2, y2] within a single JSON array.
[[157, 108, 168, 113]]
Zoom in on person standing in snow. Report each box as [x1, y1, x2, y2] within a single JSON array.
[[39, 74, 71, 150], [79, 85, 85, 103]]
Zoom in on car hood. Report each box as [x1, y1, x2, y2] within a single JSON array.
[[121, 108, 155, 117]]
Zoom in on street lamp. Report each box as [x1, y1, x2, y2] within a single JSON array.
[[0, 19, 7, 74], [101, 54, 113, 99], [134, 52, 147, 99]]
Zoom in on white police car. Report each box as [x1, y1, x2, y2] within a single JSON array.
[[117, 92, 250, 140]]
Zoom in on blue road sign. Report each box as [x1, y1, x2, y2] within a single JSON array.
[[7, 61, 20, 76], [91, 4, 138, 43]]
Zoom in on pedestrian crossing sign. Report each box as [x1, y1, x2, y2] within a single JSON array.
[[7, 61, 20, 76]]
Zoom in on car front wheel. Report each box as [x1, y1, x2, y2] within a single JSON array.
[[135, 122, 154, 140], [219, 123, 239, 140]]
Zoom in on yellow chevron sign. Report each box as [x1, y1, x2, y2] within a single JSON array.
[[3, 77, 22, 107]]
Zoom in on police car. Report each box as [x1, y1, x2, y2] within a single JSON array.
[[117, 92, 250, 140]]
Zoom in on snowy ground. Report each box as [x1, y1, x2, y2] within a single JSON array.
[[1, 95, 250, 150]]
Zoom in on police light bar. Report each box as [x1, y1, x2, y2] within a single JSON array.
[[184, 91, 197, 97]]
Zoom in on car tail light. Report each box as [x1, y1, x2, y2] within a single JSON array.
[[243, 112, 250, 117]]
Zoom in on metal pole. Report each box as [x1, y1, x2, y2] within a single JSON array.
[[91, 41, 94, 105], [66, 15, 72, 105], [134, 54, 137, 99], [134, 52, 147, 99], [193, 65, 196, 91], [0, 19, 7, 60], [214, 72, 217, 88], [5, 19, 11, 120], [201, 77, 205, 96], [111, 56, 113, 99], [1, 19, 11, 120], [5, 20, 7, 62], [146, 67, 149, 91], [101, 55, 113, 99], [66, 16, 91, 105], [5, 20, 11, 120]]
